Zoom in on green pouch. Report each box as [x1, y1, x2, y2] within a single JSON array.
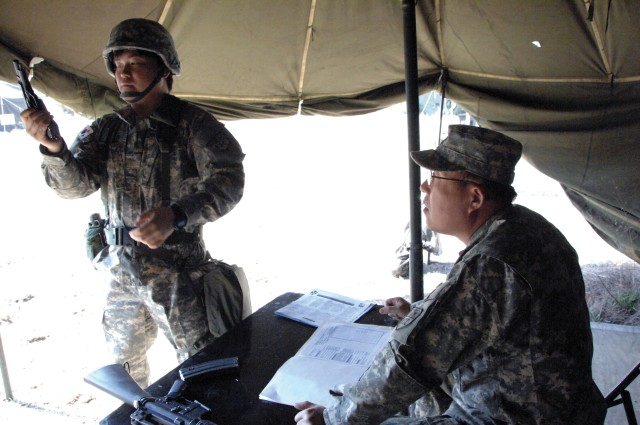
[[198, 260, 252, 337], [84, 213, 106, 264]]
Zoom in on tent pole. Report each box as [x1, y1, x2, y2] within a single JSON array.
[[402, 0, 424, 302], [0, 330, 13, 400]]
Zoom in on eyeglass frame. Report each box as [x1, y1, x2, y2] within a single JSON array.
[[428, 172, 485, 186]]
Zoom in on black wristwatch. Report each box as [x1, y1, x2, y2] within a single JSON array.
[[170, 204, 187, 230]]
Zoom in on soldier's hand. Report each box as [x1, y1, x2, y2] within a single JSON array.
[[129, 207, 175, 249], [379, 297, 411, 320], [294, 401, 326, 425], [19, 108, 64, 153]]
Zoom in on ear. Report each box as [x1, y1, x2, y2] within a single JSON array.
[[467, 184, 485, 213]]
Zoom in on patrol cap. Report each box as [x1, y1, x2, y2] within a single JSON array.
[[410, 125, 523, 185], [103, 18, 180, 76]]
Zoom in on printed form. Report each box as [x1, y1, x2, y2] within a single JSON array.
[[259, 321, 393, 407], [274, 289, 375, 327]]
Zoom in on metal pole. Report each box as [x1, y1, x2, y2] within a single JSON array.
[[0, 330, 13, 400], [1, 95, 5, 133], [402, 0, 424, 302]]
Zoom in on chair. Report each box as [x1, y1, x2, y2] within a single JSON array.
[[605, 360, 640, 425]]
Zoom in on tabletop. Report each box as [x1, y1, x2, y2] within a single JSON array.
[[99, 292, 393, 425]]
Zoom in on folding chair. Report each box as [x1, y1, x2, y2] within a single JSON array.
[[605, 360, 640, 425]]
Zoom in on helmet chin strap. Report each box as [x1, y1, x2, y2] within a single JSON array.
[[119, 69, 165, 104]]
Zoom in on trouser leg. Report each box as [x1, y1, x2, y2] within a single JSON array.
[[383, 377, 458, 425], [102, 279, 158, 388], [98, 246, 213, 387], [408, 378, 453, 417], [141, 262, 213, 364], [381, 415, 461, 425]]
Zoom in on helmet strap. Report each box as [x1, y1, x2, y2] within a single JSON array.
[[119, 69, 165, 104]]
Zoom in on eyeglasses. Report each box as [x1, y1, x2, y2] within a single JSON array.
[[428, 172, 484, 186]]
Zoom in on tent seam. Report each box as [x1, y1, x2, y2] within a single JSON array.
[[448, 68, 640, 84], [583, 0, 614, 79], [158, 0, 174, 25], [298, 0, 317, 102], [435, 0, 444, 67]]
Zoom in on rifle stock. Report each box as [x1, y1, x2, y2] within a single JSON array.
[[84, 364, 216, 425], [84, 364, 152, 406]]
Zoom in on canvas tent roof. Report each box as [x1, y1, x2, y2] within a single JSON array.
[[0, 0, 638, 264]]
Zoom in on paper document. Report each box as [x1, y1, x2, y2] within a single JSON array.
[[259, 321, 393, 407], [274, 289, 375, 327]]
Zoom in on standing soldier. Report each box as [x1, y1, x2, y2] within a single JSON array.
[[20, 18, 245, 387]]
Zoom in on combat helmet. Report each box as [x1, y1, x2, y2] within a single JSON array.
[[103, 18, 180, 76]]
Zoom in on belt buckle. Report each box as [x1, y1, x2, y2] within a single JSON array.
[[115, 228, 138, 247], [113, 228, 123, 245]]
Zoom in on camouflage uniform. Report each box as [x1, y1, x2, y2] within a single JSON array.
[[324, 205, 606, 425], [40, 93, 244, 386]]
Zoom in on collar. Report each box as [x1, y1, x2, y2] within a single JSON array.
[[462, 204, 515, 253], [114, 94, 182, 127]]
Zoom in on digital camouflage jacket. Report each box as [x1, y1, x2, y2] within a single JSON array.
[[325, 205, 606, 425], [40, 94, 244, 236]]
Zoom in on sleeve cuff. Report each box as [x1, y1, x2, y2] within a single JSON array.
[[39, 143, 67, 157]]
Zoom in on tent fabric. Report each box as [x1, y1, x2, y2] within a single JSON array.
[[0, 0, 638, 262]]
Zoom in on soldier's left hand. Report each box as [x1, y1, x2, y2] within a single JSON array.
[[129, 207, 174, 249]]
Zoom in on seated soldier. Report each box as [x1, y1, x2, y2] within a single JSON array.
[[295, 125, 606, 425]]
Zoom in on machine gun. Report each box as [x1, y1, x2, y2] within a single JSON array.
[[12, 59, 60, 140], [84, 364, 217, 425]]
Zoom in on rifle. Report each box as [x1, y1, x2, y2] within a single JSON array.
[[84, 364, 217, 425], [12, 59, 60, 140]]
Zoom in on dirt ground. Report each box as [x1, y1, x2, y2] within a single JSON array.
[[1, 107, 638, 423], [583, 261, 640, 326]]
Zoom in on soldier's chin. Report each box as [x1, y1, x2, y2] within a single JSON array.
[[119, 91, 141, 101]]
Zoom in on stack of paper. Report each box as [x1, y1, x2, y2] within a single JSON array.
[[259, 321, 393, 407], [274, 289, 375, 327]]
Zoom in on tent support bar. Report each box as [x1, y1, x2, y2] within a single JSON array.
[[402, 0, 424, 302], [0, 330, 13, 401]]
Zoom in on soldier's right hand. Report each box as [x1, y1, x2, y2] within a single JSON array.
[[20, 108, 64, 153]]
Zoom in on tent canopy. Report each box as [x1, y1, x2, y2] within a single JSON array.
[[0, 0, 638, 262]]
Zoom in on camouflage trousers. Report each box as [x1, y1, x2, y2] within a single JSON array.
[[381, 417, 461, 425], [381, 381, 461, 425], [95, 245, 214, 388]]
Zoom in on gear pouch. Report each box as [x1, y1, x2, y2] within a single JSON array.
[[198, 260, 252, 337]]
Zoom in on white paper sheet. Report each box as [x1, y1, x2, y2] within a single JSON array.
[[259, 321, 393, 407], [274, 289, 375, 327]]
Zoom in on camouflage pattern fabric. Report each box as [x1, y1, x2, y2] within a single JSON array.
[[324, 205, 607, 425], [97, 243, 214, 386], [40, 94, 244, 386], [410, 125, 522, 186], [42, 93, 244, 228]]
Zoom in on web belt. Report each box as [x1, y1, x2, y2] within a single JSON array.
[[105, 226, 201, 247]]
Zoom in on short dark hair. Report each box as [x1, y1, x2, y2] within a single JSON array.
[[463, 171, 517, 205]]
